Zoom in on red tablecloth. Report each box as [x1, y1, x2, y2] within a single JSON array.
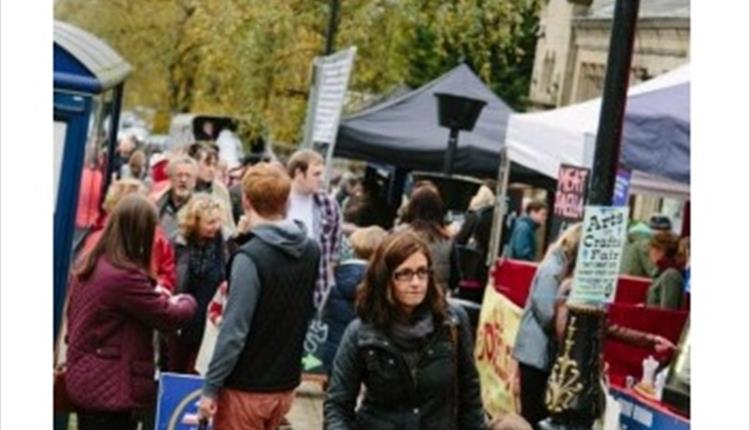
[[605, 304, 688, 387], [490, 258, 689, 386], [492, 259, 537, 308], [491, 259, 653, 308], [615, 274, 652, 305]]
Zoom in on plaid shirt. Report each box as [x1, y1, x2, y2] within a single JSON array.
[[312, 192, 342, 311]]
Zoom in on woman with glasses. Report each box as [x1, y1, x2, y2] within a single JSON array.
[[324, 231, 487, 429]]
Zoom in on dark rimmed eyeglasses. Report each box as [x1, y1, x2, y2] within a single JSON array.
[[393, 267, 432, 282]]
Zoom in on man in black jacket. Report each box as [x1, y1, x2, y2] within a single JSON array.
[[197, 163, 320, 430]]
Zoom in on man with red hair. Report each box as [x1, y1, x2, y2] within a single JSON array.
[[198, 163, 320, 429]]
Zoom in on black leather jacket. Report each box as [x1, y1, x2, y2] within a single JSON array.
[[324, 305, 486, 430]]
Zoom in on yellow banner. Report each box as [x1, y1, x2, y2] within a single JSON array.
[[474, 286, 523, 417]]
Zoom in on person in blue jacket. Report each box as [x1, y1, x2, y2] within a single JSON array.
[[320, 226, 388, 373], [505, 200, 548, 261]]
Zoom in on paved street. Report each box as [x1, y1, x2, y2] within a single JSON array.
[[65, 381, 327, 430], [285, 381, 326, 429]]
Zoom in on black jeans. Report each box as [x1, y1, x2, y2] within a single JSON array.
[[77, 410, 137, 430], [519, 363, 551, 430]]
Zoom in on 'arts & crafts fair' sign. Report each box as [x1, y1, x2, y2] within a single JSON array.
[[568, 206, 628, 306]]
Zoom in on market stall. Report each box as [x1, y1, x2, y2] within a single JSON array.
[[475, 259, 690, 427], [334, 64, 516, 178], [503, 64, 690, 199]]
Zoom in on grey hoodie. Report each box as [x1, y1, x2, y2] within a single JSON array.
[[512, 248, 567, 371], [203, 219, 310, 398]]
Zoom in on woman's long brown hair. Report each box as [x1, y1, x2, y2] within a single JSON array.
[[74, 194, 158, 281], [401, 185, 449, 241], [355, 231, 448, 329]]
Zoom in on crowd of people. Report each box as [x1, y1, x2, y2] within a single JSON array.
[[58, 131, 689, 430], [511, 222, 683, 429]]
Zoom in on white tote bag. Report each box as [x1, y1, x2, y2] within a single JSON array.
[[194, 282, 228, 376]]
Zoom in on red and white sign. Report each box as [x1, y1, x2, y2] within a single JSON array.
[[553, 164, 591, 221]]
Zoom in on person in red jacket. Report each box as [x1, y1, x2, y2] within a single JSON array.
[[79, 178, 177, 291], [65, 194, 197, 430], [75, 163, 104, 229]]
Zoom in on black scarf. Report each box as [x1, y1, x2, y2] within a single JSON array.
[[180, 234, 225, 346], [389, 308, 435, 352]]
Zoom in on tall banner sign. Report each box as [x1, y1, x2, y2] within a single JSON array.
[[568, 206, 629, 306], [475, 286, 523, 417], [301, 47, 357, 187]]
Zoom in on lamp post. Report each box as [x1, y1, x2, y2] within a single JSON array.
[[434, 92, 487, 175], [540, 0, 641, 429], [324, 0, 340, 55]]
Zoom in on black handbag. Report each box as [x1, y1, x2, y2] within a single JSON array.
[[455, 242, 485, 288]]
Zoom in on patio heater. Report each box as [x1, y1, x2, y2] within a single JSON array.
[[434, 93, 486, 175]]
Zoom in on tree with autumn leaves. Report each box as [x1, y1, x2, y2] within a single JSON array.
[[55, 0, 541, 151]]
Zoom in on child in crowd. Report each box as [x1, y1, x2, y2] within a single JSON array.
[[320, 226, 388, 372]]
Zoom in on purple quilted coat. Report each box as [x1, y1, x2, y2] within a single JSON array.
[[65, 257, 197, 411]]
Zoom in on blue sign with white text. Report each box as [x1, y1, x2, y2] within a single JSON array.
[[613, 166, 632, 207], [610, 388, 690, 430], [155, 373, 211, 430]]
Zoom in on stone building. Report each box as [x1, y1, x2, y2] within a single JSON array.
[[529, 0, 689, 109]]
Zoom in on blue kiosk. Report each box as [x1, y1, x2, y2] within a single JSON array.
[[54, 21, 132, 338]]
